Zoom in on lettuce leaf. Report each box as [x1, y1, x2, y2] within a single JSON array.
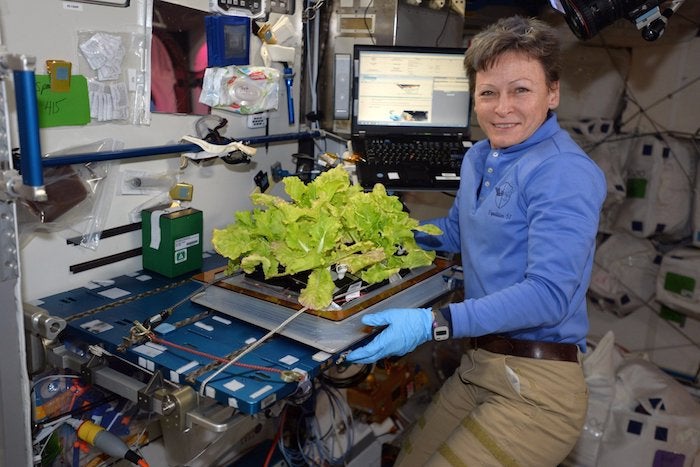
[[212, 166, 442, 310]]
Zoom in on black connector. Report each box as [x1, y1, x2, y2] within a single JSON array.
[[271, 162, 283, 182], [254, 170, 270, 192]]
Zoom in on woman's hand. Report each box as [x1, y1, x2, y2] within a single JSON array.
[[345, 308, 433, 364]]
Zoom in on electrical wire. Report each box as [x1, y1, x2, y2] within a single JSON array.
[[318, 129, 349, 145], [620, 75, 700, 128], [198, 305, 310, 396], [304, 0, 323, 131], [148, 334, 287, 376], [364, 0, 375, 45], [264, 406, 288, 467], [434, 2, 452, 46], [34, 414, 72, 446], [311, 3, 320, 130], [34, 394, 121, 429], [126, 410, 154, 462], [276, 382, 355, 466], [312, 135, 328, 156], [139, 270, 240, 334], [317, 382, 355, 465], [584, 35, 699, 189]]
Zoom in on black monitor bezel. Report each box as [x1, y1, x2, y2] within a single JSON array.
[[351, 44, 471, 138]]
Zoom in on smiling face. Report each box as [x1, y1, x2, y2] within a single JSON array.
[[474, 51, 560, 149]]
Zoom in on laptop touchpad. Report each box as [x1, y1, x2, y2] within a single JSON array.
[[403, 169, 431, 185]]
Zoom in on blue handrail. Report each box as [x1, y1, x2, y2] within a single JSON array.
[[41, 131, 321, 167], [9, 56, 44, 191], [10, 56, 319, 181]]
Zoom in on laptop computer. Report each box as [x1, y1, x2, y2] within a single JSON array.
[[350, 44, 472, 191]]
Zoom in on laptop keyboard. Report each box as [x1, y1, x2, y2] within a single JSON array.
[[364, 138, 464, 171]]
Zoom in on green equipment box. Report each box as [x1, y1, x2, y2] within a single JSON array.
[[142, 206, 203, 278]]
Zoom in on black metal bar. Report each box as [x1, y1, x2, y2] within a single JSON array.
[[66, 222, 142, 246], [69, 248, 142, 274]]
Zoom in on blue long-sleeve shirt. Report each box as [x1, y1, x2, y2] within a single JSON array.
[[415, 113, 606, 350]]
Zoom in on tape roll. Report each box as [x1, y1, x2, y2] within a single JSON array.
[[229, 77, 263, 106]]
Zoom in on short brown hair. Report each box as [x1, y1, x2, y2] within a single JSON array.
[[464, 16, 561, 95]]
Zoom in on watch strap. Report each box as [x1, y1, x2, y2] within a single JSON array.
[[432, 306, 452, 341]]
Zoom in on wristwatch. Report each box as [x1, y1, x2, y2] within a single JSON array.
[[432, 307, 451, 341]]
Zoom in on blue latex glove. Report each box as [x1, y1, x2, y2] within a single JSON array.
[[345, 308, 433, 364]]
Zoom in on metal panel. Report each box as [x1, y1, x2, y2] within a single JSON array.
[[0, 62, 32, 467], [395, 3, 464, 47], [0, 210, 31, 467]]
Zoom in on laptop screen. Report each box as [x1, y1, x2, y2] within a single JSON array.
[[352, 45, 471, 138]]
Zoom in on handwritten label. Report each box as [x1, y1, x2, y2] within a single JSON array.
[[35, 74, 90, 128]]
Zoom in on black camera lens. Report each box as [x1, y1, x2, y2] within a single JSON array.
[[560, 0, 657, 40], [560, 0, 626, 40]]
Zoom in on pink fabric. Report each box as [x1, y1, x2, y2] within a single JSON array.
[[191, 42, 209, 115], [150, 34, 178, 113]]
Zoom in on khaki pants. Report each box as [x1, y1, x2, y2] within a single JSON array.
[[394, 348, 588, 467]]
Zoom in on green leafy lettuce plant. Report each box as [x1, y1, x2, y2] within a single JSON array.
[[212, 166, 442, 310]]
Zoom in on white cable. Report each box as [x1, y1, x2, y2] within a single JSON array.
[[33, 415, 72, 445], [318, 129, 349, 144], [316, 384, 354, 464], [128, 410, 153, 454], [279, 383, 355, 466], [37, 422, 63, 460], [105, 410, 122, 432]]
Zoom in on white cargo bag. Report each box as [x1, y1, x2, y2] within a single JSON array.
[[614, 135, 695, 240], [563, 331, 622, 467], [655, 246, 700, 318], [588, 233, 660, 316], [595, 358, 700, 467]]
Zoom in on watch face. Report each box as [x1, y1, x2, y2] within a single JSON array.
[[434, 326, 450, 341]]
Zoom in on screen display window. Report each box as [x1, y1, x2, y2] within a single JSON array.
[[353, 47, 470, 131]]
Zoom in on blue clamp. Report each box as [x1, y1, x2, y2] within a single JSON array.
[[283, 66, 294, 125]]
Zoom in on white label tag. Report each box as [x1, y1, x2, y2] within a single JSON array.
[[175, 233, 200, 250], [345, 281, 363, 302], [80, 319, 113, 334], [98, 287, 130, 299], [133, 344, 163, 358]]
